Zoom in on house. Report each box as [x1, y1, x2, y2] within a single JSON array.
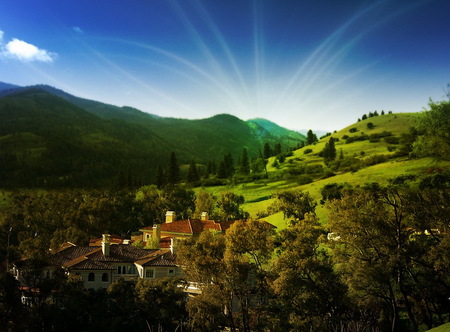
[[14, 234, 182, 291], [139, 211, 236, 247]]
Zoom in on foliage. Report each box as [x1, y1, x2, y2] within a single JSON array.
[[271, 191, 317, 222], [414, 99, 450, 160]]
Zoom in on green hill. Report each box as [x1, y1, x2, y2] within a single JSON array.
[[0, 85, 305, 188], [198, 111, 450, 228]]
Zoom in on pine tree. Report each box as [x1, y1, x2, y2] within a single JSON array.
[[167, 152, 180, 185], [241, 148, 250, 176], [306, 130, 318, 145], [263, 143, 272, 159], [187, 160, 200, 183], [155, 165, 166, 188]]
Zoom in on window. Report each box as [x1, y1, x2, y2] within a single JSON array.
[[146, 269, 154, 279], [117, 266, 121, 274], [122, 266, 126, 274], [102, 273, 109, 282], [88, 273, 95, 282], [168, 269, 174, 276]]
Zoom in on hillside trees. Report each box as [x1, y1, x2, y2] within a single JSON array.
[[273, 213, 351, 331], [320, 137, 337, 164], [187, 160, 200, 184], [178, 219, 276, 332], [413, 99, 450, 160], [167, 151, 180, 185], [327, 185, 450, 331], [271, 191, 317, 223], [306, 129, 318, 145], [240, 148, 250, 176]]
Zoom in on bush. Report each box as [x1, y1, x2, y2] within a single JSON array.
[[367, 122, 374, 129], [385, 136, 400, 144], [303, 148, 313, 154], [345, 134, 369, 143], [297, 174, 313, 185], [305, 164, 324, 174], [349, 128, 358, 133], [364, 154, 388, 166]]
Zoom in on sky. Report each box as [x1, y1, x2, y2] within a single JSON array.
[[1, 0, 449, 131]]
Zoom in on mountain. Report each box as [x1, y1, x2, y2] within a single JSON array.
[[0, 83, 305, 188], [0, 82, 20, 92]]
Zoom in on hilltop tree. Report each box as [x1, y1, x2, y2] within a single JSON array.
[[306, 130, 318, 145], [167, 152, 180, 185]]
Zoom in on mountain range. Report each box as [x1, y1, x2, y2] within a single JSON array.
[[0, 82, 305, 188]]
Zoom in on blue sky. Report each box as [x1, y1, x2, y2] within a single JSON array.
[[1, 0, 449, 131]]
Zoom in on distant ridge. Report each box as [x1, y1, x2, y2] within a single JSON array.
[[0, 82, 305, 188]]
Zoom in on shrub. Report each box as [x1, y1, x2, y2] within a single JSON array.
[[349, 128, 358, 133], [385, 136, 400, 144], [367, 122, 374, 129], [297, 174, 313, 185], [303, 148, 313, 154], [305, 164, 324, 174]]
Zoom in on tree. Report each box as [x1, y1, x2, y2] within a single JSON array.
[[155, 164, 165, 189], [0, 271, 25, 330], [216, 192, 247, 221], [194, 190, 216, 219], [306, 130, 318, 145], [320, 137, 337, 164], [271, 191, 317, 222], [413, 99, 450, 160], [167, 152, 180, 185], [273, 214, 351, 331], [263, 143, 272, 159], [187, 160, 200, 184], [179, 219, 276, 332], [326, 186, 450, 331], [240, 148, 250, 176]]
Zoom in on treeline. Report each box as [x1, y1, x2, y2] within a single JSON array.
[[156, 142, 294, 188], [2, 174, 450, 331]]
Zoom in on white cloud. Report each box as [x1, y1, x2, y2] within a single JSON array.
[[2, 38, 57, 63], [0, 30, 4, 43], [72, 26, 83, 34]]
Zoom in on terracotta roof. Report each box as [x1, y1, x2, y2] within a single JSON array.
[[159, 237, 173, 248], [135, 249, 177, 267], [140, 218, 238, 235], [89, 235, 126, 246]]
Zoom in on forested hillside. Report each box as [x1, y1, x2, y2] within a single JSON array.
[[0, 84, 305, 188]]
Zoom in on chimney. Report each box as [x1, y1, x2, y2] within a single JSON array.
[[170, 237, 178, 254], [201, 212, 209, 221], [102, 234, 110, 256], [165, 211, 176, 223], [153, 224, 161, 240]]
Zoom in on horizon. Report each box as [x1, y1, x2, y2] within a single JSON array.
[[1, 0, 449, 131]]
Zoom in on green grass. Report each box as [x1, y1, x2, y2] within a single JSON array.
[[196, 113, 450, 231], [427, 323, 450, 332]]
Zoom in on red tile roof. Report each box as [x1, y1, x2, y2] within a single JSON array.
[[140, 218, 237, 235]]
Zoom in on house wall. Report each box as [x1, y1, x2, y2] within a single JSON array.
[[72, 270, 113, 290], [143, 266, 183, 279]]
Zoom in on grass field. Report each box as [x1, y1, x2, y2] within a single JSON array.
[[427, 323, 450, 332], [195, 112, 450, 231]]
